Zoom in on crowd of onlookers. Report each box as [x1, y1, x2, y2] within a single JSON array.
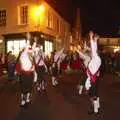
[[0, 51, 16, 82], [0, 50, 120, 82], [100, 51, 120, 75]]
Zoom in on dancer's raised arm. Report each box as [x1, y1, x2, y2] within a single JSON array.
[[89, 31, 98, 57]]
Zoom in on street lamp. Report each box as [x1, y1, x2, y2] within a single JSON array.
[[34, 4, 45, 26], [31, 4, 45, 30]]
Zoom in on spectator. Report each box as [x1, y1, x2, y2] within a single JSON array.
[[7, 51, 16, 82]]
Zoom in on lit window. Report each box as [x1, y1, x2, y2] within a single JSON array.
[[0, 9, 6, 26], [18, 5, 28, 25], [45, 40, 53, 55], [19, 40, 26, 50], [13, 41, 20, 55], [7, 41, 14, 53], [7, 39, 26, 56]]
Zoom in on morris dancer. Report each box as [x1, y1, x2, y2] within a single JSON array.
[[34, 45, 48, 92], [60, 54, 70, 72], [76, 46, 91, 95], [19, 40, 35, 107], [71, 52, 81, 71], [87, 31, 101, 115], [50, 48, 64, 86]]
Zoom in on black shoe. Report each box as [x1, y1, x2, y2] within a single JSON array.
[[20, 102, 29, 109], [20, 104, 25, 108], [20, 103, 26, 108], [25, 101, 31, 106]]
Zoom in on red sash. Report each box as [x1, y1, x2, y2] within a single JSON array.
[[60, 63, 68, 70], [87, 68, 100, 83], [71, 59, 81, 70], [16, 63, 33, 75]]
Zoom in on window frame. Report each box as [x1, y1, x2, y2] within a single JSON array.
[[18, 4, 28, 25], [0, 8, 6, 26]]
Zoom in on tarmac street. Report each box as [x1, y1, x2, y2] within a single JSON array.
[[0, 73, 120, 120]]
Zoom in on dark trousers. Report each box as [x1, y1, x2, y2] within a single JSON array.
[[36, 65, 47, 83], [20, 72, 33, 94], [89, 78, 99, 98]]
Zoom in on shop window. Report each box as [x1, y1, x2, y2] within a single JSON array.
[[13, 41, 20, 55], [0, 9, 6, 26], [7, 41, 14, 53], [19, 40, 26, 50], [45, 40, 53, 56], [7, 39, 26, 56], [18, 5, 28, 25]]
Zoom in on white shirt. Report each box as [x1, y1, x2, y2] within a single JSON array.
[[88, 39, 101, 75], [20, 52, 33, 71]]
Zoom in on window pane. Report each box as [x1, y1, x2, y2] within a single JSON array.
[[20, 39, 26, 51], [0, 9, 6, 26], [19, 5, 28, 25], [7, 41, 14, 53], [13, 40, 20, 55], [45, 40, 53, 56]]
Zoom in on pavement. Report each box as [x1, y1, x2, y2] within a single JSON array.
[[0, 72, 120, 120]]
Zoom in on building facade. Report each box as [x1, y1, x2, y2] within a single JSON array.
[[0, 0, 71, 56]]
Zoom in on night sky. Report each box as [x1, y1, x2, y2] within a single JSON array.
[[46, 0, 120, 36]]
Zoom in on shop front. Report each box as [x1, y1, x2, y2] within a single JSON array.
[[4, 32, 54, 56], [30, 32, 54, 56], [7, 39, 26, 56], [44, 40, 53, 56], [4, 33, 26, 56]]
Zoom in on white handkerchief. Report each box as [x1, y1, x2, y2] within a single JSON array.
[[34, 71, 37, 82], [85, 76, 91, 90]]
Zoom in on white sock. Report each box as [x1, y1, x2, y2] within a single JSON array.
[[85, 77, 91, 90], [93, 100, 98, 113], [79, 85, 83, 95], [21, 94, 25, 105], [42, 84, 45, 90], [55, 80, 58, 85], [37, 86, 40, 91], [52, 77, 56, 86], [97, 97, 100, 108], [26, 93, 30, 103], [42, 81, 45, 90], [21, 100, 25, 105]]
